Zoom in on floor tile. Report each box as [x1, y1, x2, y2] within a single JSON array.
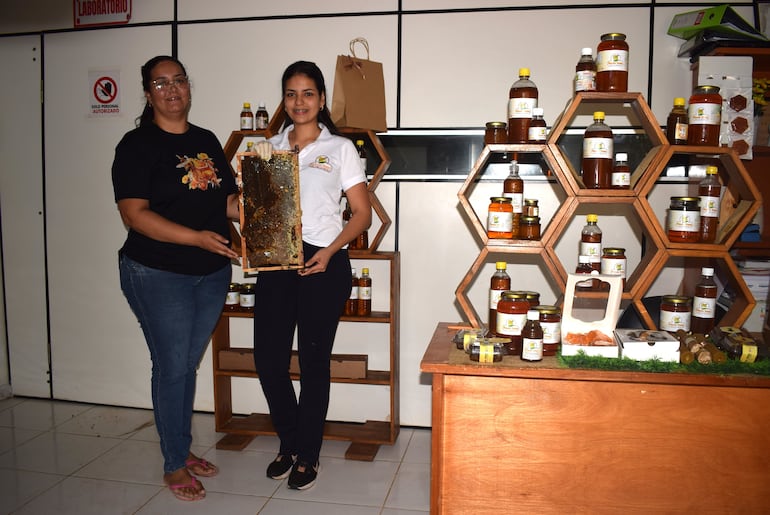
[[0, 431, 122, 475], [11, 476, 161, 515], [381, 509, 430, 514], [129, 411, 222, 449], [373, 427, 413, 462], [272, 456, 399, 507], [0, 468, 64, 514], [0, 397, 25, 413], [0, 426, 44, 455], [243, 433, 281, 453], [54, 405, 155, 438], [402, 429, 431, 464], [135, 490, 268, 514], [195, 448, 284, 497], [259, 498, 381, 514], [384, 462, 431, 512], [73, 439, 166, 484], [0, 399, 91, 431]]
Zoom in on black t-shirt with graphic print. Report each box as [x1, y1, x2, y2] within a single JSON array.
[[112, 123, 237, 275]]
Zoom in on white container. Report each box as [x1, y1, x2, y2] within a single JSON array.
[[560, 273, 622, 358], [615, 328, 680, 362]]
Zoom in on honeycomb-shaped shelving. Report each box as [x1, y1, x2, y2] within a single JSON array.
[[456, 90, 761, 331], [547, 92, 667, 197]]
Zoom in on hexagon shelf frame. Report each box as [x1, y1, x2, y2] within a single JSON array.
[[629, 249, 756, 330], [222, 104, 393, 253], [544, 195, 668, 301], [547, 92, 667, 197], [638, 145, 762, 250]]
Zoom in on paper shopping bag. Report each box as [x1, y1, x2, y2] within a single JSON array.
[[331, 37, 387, 132]]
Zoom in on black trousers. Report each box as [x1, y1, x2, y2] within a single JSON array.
[[253, 242, 351, 464]]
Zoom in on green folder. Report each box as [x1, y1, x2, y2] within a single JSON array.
[[668, 4, 768, 42]]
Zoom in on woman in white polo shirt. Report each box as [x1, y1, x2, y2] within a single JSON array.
[[252, 60, 371, 490]]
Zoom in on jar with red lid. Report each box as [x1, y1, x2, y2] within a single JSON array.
[[687, 85, 722, 146], [495, 291, 529, 355], [487, 197, 513, 239], [596, 33, 628, 92], [484, 122, 507, 145], [660, 295, 692, 333], [535, 305, 561, 356], [667, 197, 700, 243]]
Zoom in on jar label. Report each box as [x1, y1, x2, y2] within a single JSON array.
[[575, 70, 596, 91], [596, 50, 628, 72], [349, 286, 359, 300], [256, 114, 268, 129], [497, 312, 526, 336], [700, 195, 720, 218], [740, 344, 758, 363], [490, 289, 504, 310], [601, 257, 626, 278], [667, 209, 700, 232], [660, 309, 691, 332], [675, 122, 688, 141], [478, 343, 495, 363], [488, 211, 513, 232], [582, 137, 613, 159], [225, 292, 240, 305], [508, 97, 536, 119], [359, 286, 372, 300], [521, 337, 544, 360], [540, 321, 561, 344], [528, 126, 547, 141], [240, 116, 254, 130], [692, 296, 716, 318], [239, 294, 255, 308], [579, 241, 601, 259], [611, 172, 630, 187], [502, 192, 524, 213], [688, 103, 721, 125]]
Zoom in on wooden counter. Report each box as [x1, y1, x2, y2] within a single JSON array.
[[420, 322, 770, 515]]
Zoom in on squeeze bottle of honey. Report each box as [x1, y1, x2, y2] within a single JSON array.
[[240, 102, 254, 130], [581, 111, 613, 189], [356, 268, 372, 316], [698, 165, 721, 243], [580, 214, 602, 272], [507, 68, 538, 143], [345, 268, 359, 316], [489, 262, 511, 332], [666, 97, 688, 145], [503, 160, 524, 237]]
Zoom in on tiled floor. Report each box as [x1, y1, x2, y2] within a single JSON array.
[[0, 397, 430, 514]]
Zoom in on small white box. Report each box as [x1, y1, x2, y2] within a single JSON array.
[[743, 300, 767, 333], [615, 328, 681, 362], [561, 274, 622, 358]]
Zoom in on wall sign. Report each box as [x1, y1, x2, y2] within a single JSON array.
[[74, 0, 131, 28], [89, 69, 121, 117]]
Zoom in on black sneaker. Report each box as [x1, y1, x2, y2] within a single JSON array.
[[266, 454, 295, 480], [287, 460, 319, 490]]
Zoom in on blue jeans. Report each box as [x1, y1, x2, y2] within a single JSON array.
[[119, 253, 231, 473]]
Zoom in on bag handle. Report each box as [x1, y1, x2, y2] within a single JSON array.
[[349, 37, 370, 60]]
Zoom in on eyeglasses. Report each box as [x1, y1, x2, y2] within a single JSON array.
[[151, 76, 190, 91]]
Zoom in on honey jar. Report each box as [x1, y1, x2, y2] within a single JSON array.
[[487, 197, 514, 239], [495, 291, 529, 355], [660, 295, 692, 332], [520, 215, 541, 240], [667, 197, 700, 243], [484, 122, 508, 145], [535, 305, 561, 356], [687, 85, 722, 146]]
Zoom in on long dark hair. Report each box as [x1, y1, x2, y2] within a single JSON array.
[[280, 60, 340, 135], [135, 55, 188, 127]]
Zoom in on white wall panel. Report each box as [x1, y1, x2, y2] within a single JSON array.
[[404, 0, 645, 8], [179, 0, 398, 21], [178, 16, 399, 144], [401, 8, 650, 127], [0, 36, 48, 397], [44, 26, 171, 407]]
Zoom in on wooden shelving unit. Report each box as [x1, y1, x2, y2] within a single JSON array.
[[213, 122, 399, 461]]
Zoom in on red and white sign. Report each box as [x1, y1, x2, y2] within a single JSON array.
[[89, 69, 121, 117], [74, 0, 131, 28]]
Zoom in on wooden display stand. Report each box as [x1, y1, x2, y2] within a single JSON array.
[[421, 322, 770, 514]]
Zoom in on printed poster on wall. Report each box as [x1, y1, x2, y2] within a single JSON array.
[[89, 69, 121, 117], [74, 0, 131, 28]]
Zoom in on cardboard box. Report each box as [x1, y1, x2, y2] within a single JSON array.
[[218, 349, 368, 379], [668, 4, 768, 42], [561, 274, 623, 358], [615, 328, 681, 362]]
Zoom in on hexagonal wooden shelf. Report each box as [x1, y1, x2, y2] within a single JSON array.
[[638, 145, 762, 250], [547, 92, 667, 197]]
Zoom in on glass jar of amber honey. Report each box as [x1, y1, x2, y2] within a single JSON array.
[[535, 305, 561, 356], [520, 215, 541, 240], [596, 33, 628, 92], [687, 85, 721, 146], [660, 295, 692, 332], [484, 122, 508, 145], [487, 197, 513, 239], [496, 291, 529, 355], [667, 197, 700, 243]]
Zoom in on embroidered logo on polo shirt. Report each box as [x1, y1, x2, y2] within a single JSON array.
[[309, 155, 332, 172]]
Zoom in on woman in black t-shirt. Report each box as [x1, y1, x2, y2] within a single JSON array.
[[112, 55, 239, 502]]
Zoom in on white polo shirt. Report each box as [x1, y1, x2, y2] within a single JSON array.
[[268, 123, 366, 248]]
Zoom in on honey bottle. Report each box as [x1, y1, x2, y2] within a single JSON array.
[[507, 68, 538, 143], [255, 102, 269, 129], [503, 160, 523, 236], [240, 102, 254, 130], [574, 47, 597, 93], [521, 310, 544, 362], [345, 268, 359, 316], [581, 111, 613, 189], [356, 267, 372, 316], [356, 139, 367, 173], [528, 107, 547, 143], [698, 165, 721, 243], [610, 152, 630, 189], [691, 267, 717, 334], [666, 97, 688, 145], [489, 261, 511, 332], [580, 214, 602, 272]]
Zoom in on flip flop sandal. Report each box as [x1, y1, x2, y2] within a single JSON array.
[[167, 476, 205, 501], [185, 457, 220, 477]]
